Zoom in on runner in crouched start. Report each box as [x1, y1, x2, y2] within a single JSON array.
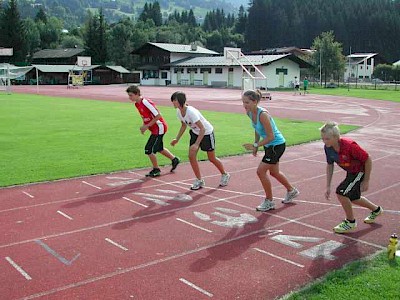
[[320, 121, 383, 234], [170, 91, 230, 190], [127, 85, 180, 177], [242, 90, 299, 211]]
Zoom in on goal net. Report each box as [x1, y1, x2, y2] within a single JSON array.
[[0, 64, 33, 94]]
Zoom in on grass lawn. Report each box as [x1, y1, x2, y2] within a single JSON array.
[[285, 252, 400, 300], [0, 93, 356, 187], [308, 87, 400, 102]]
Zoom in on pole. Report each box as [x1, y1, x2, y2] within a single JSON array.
[[36, 66, 39, 94], [319, 50, 322, 86], [348, 46, 351, 91]]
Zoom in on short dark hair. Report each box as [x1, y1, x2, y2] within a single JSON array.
[[171, 91, 186, 107], [126, 85, 141, 95]]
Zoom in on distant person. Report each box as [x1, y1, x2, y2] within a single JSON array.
[[320, 121, 383, 234], [294, 76, 300, 95], [126, 85, 180, 177], [242, 90, 299, 211], [303, 77, 309, 95], [170, 91, 230, 190]]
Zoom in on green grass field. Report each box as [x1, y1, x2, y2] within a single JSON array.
[[0, 93, 351, 187], [309, 87, 400, 102]]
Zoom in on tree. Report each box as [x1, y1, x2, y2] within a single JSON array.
[[35, 7, 47, 24], [234, 5, 247, 34], [84, 9, 108, 64], [0, 0, 27, 64], [311, 31, 346, 86]]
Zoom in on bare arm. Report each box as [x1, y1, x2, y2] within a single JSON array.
[[170, 122, 187, 146], [140, 114, 161, 134], [361, 156, 372, 192], [325, 163, 334, 200]]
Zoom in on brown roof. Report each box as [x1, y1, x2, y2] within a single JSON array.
[[32, 48, 85, 59]]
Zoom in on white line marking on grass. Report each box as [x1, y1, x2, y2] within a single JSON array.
[[122, 197, 148, 208], [253, 248, 305, 268], [57, 210, 73, 220], [82, 181, 102, 190], [22, 191, 34, 198], [176, 218, 213, 233], [105, 238, 128, 251], [179, 278, 213, 297], [5, 257, 32, 280]]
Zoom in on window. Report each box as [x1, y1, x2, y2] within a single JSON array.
[[215, 68, 223, 74], [161, 72, 167, 79], [174, 68, 184, 73], [228, 67, 234, 72], [200, 68, 211, 73], [143, 70, 159, 79], [275, 68, 288, 75], [187, 68, 198, 73]]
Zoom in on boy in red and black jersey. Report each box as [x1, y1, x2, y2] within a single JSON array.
[[127, 85, 180, 177], [320, 122, 383, 234]]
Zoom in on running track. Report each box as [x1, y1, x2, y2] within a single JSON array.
[[1, 85, 399, 299]]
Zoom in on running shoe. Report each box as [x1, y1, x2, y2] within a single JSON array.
[[170, 157, 180, 172], [364, 206, 383, 224], [219, 173, 231, 187], [256, 199, 275, 212], [145, 168, 161, 177], [333, 219, 357, 233], [282, 187, 300, 203], [190, 179, 205, 190]]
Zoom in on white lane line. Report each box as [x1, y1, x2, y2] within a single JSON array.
[[176, 218, 213, 233], [253, 248, 305, 268], [82, 181, 102, 190], [57, 210, 73, 220], [105, 238, 128, 251], [122, 197, 148, 208], [5, 257, 32, 280], [22, 191, 34, 198], [179, 278, 213, 297]]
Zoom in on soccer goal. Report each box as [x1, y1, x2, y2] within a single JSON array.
[[0, 63, 34, 94]]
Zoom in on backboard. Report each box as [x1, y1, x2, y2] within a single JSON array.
[[224, 47, 242, 62], [0, 48, 13, 56], [77, 56, 91, 67]]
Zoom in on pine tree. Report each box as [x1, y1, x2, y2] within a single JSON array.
[[1, 0, 27, 64]]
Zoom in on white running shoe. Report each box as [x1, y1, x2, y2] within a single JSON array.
[[282, 187, 300, 203], [219, 173, 231, 187], [256, 199, 275, 212], [190, 179, 205, 190]]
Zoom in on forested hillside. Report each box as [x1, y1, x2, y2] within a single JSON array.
[[13, 0, 247, 27], [245, 0, 400, 63], [1, 0, 399, 72]]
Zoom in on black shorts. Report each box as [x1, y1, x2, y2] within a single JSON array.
[[336, 172, 364, 201], [261, 143, 285, 164], [145, 134, 164, 154], [189, 130, 215, 152]]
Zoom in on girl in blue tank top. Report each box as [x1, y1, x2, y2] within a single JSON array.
[[242, 90, 299, 212]]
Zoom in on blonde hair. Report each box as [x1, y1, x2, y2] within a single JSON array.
[[320, 121, 340, 137]]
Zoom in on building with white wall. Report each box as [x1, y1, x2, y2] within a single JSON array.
[[131, 43, 311, 89]]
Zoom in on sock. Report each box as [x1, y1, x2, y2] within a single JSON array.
[[373, 206, 381, 213], [347, 219, 356, 223]]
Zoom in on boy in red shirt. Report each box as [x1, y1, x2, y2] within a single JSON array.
[[127, 85, 180, 177], [320, 122, 383, 233]]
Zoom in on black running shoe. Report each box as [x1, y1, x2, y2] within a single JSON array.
[[145, 168, 161, 177], [170, 157, 180, 172]]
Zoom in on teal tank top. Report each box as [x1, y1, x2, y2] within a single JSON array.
[[248, 106, 285, 147]]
